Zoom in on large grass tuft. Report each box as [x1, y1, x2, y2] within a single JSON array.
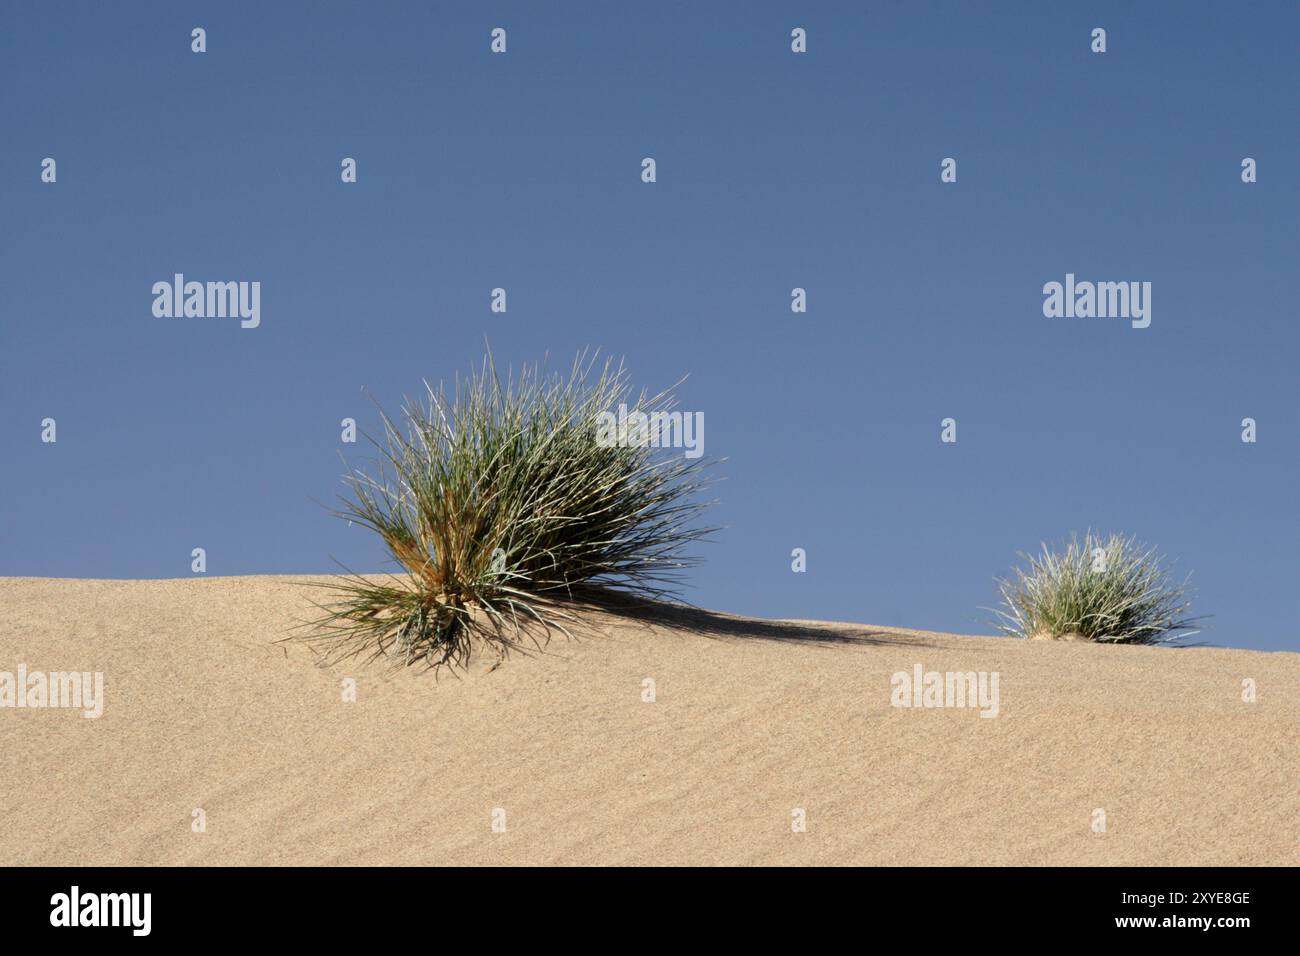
[[310, 351, 717, 670], [993, 532, 1202, 645]]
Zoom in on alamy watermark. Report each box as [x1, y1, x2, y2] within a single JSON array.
[[50, 886, 150, 936], [891, 663, 999, 718], [595, 404, 704, 459], [1043, 273, 1150, 329], [0, 666, 104, 718], [152, 274, 261, 329]]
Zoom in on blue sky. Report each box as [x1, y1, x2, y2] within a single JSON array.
[[3, 2, 1296, 650]]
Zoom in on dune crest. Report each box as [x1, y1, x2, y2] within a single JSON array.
[[1, 576, 1295, 866]]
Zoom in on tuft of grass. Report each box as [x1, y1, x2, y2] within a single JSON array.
[[993, 532, 1202, 645], [308, 350, 717, 671]]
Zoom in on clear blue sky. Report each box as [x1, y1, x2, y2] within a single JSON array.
[[3, 2, 1296, 650]]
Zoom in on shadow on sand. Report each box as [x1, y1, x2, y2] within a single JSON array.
[[572, 588, 936, 649]]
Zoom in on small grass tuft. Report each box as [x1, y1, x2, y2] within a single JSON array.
[[993, 531, 1202, 645], [308, 350, 717, 671]]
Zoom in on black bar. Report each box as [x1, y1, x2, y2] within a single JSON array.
[[0, 866, 1283, 941]]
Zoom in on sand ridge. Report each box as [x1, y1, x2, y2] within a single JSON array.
[[1, 576, 1295, 866]]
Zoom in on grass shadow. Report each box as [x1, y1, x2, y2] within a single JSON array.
[[571, 587, 936, 649]]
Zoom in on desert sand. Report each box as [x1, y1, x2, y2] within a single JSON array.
[[1, 576, 1295, 866]]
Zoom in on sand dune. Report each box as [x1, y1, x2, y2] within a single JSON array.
[[1, 576, 1295, 866]]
